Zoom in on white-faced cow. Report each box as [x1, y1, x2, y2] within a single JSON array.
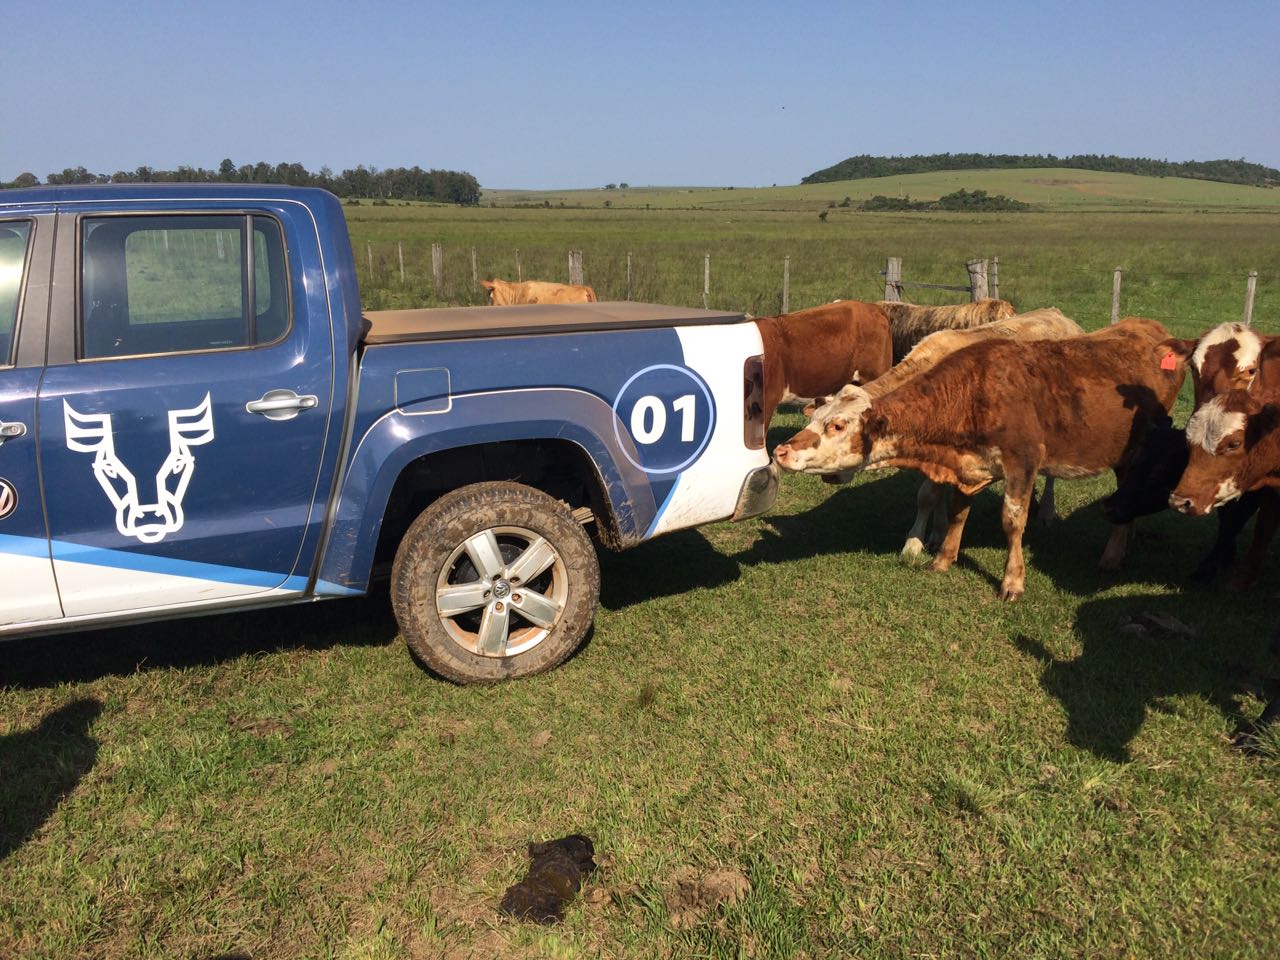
[[775, 318, 1184, 601], [809, 307, 1083, 558], [481, 278, 598, 305]]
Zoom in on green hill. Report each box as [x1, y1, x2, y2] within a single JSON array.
[[802, 154, 1280, 188]]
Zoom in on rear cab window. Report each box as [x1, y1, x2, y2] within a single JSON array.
[[80, 214, 289, 360], [0, 221, 33, 365]]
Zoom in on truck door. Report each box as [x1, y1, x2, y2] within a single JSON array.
[[0, 216, 62, 626], [37, 208, 334, 619]]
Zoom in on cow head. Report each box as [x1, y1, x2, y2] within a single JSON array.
[[480, 278, 513, 305], [1169, 390, 1280, 516], [64, 394, 215, 544], [1160, 323, 1278, 407], [1100, 417, 1186, 524], [774, 384, 884, 474]]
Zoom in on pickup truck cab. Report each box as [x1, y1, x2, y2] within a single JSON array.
[[0, 185, 777, 681]]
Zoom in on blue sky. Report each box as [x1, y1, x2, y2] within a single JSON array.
[[4, 0, 1277, 188]]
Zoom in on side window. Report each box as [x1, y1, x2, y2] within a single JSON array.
[[80, 214, 289, 360], [0, 221, 33, 366]]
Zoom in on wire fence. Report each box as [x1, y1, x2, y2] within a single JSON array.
[[353, 241, 1275, 340]]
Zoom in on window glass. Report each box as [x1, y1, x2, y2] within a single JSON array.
[[81, 215, 288, 359], [0, 221, 33, 365]]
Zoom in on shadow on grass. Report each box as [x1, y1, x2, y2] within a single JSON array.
[[600, 528, 740, 610], [0, 698, 101, 861], [1015, 592, 1275, 762], [0, 593, 398, 691]]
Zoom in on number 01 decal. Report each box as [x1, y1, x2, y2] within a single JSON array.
[[612, 364, 716, 475]]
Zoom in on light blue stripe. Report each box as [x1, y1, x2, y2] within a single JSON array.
[[50, 539, 293, 590], [0, 533, 53, 559], [643, 478, 681, 539]]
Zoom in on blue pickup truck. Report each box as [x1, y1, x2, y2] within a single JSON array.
[[0, 185, 777, 682]]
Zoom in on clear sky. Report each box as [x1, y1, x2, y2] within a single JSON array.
[[4, 0, 1277, 189]]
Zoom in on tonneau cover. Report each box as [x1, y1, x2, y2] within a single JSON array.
[[362, 301, 747, 345]]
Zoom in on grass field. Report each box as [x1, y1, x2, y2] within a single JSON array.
[[4, 176, 1280, 959]]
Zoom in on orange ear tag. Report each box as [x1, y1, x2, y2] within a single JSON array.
[[1160, 352, 1178, 371]]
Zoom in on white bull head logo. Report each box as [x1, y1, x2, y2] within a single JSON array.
[[64, 394, 215, 544]]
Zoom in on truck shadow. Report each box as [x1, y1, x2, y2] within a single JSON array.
[[599, 528, 740, 610], [0, 595, 398, 690], [0, 697, 102, 861], [1014, 593, 1274, 762]]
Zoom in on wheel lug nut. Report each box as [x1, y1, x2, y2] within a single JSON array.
[[512, 593, 522, 603], [494, 601, 505, 613]]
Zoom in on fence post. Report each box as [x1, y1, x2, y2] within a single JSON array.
[[966, 259, 989, 301], [626, 252, 633, 300], [515, 249, 522, 282], [1244, 270, 1258, 326], [569, 250, 583, 286], [366, 242, 373, 280], [1111, 267, 1123, 325], [990, 257, 999, 300], [703, 254, 710, 309], [883, 257, 902, 301], [431, 243, 443, 291], [471, 247, 478, 291], [782, 256, 791, 314], [398, 243, 405, 283]]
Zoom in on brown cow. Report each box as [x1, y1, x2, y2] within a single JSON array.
[[808, 308, 1083, 558], [482, 278, 598, 305], [876, 298, 1016, 362], [774, 318, 1184, 600], [753, 300, 892, 424]]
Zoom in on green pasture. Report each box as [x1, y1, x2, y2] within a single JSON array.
[[4, 197, 1280, 958], [481, 169, 1280, 213]]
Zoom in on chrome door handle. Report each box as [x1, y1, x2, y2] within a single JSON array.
[[245, 390, 319, 421], [0, 421, 26, 444]]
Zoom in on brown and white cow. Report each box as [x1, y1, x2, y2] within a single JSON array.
[[876, 298, 1016, 362], [482, 278, 598, 305], [1170, 390, 1280, 516], [752, 300, 892, 424], [810, 308, 1083, 558], [1161, 321, 1280, 406], [774, 317, 1184, 600]]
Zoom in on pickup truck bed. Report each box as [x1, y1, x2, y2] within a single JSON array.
[[362, 302, 747, 344]]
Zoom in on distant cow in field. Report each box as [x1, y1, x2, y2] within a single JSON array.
[[810, 307, 1083, 558], [482, 278, 598, 305], [752, 300, 892, 424], [876, 298, 1016, 362], [775, 318, 1185, 600]]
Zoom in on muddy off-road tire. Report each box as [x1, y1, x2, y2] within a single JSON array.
[[391, 482, 600, 683]]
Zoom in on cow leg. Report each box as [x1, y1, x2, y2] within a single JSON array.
[[927, 484, 950, 551], [1227, 491, 1280, 591], [1098, 469, 1136, 570], [930, 489, 973, 573], [1189, 494, 1257, 583], [998, 463, 1037, 601], [1035, 477, 1057, 527], [902, 479, 940, 560]]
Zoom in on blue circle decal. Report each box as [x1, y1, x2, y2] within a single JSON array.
[[612, 364, 716, 475]]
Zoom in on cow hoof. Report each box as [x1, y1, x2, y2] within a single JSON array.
[[997, 586, 1023, 602], [929, 557, 954, 573], [1097, 554, 1123, 572], [900, 538, 925, 562]]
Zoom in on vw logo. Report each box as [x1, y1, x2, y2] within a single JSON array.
[[0, 478, 16, 520], [492, 579, 511, 600]]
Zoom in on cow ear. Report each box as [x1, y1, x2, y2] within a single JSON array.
[[1261, 337, 1280, 365], [480, 279, 495, 290], [1158, 337, 1195, 365], [864, 412, 889, 439]]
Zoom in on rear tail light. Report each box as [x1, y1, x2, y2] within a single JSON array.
[[744, 354, 766, 449]]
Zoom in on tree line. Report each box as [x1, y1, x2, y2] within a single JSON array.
[[802, 153, 1280, 188], [2, 160, 481, 204], [859, 188, 1030, 212]]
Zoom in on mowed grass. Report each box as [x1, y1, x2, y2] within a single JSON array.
[[4, 194, 1280, 958]]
